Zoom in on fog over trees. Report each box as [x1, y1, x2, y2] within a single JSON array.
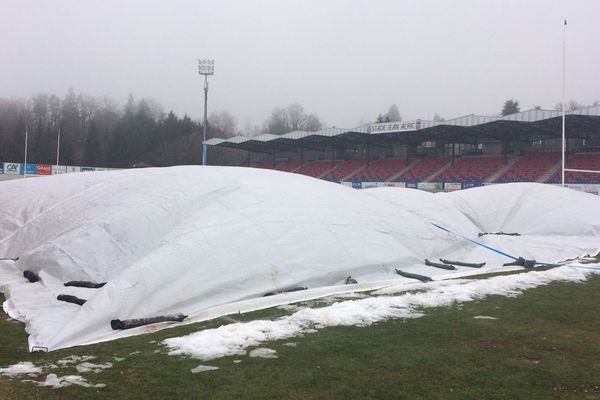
[[0, 92, 325, 167]]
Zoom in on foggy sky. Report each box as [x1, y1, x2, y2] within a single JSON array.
[[1, 0, 599, 131]]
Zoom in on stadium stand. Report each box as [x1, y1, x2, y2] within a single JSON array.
[[324, 158, 366, 181], [248, 161, 274, 169], [206, 106, 600, 190], [395, 156, 450, 182], [495, 152, 561, 183], [275, 159, 302, 172], [352, 158, 409, 182], [547, 153, 600, 184], [295, 160, 339, 178], [437, 156, 505, 184]]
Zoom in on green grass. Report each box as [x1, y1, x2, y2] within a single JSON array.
[[1, 275, 600, 399]]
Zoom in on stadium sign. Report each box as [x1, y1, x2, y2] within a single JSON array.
[[368, 119, 422, 134], [417, 182, 443, 190], [20, 163, 37, 175], [52, 165, 67, 175], [4, 163, 20, 175], [444, 182, 462, 191], [81, 167, 96, 172], [36, 164, 52, 175], [0, 163, 3, 174]]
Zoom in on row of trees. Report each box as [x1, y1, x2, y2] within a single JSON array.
[[0, 90, 213, 168], [501, 98, 599, 116], [0, 91, 326, 167]]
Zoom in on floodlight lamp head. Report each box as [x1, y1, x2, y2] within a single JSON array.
[[198, 59, 215, 75]]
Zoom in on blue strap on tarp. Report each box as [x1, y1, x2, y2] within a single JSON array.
[[431, 222, 600, 271], [431, 222, 518, 260]]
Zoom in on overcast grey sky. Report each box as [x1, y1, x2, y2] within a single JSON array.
[[1, 0, 599, 131]]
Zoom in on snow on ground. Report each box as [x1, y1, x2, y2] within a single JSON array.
[[473, 316, 499, 320], [249, 348, 278, 359], [0, 166, 599, 351], [0, 362, 42, 377], [164, 266, 596, 361], [190, 365, 219, 373], [33, 374, 106, 389], [56, 355, 96, 366], [0, 357, 110, 389], [75, 362, 113, 374]]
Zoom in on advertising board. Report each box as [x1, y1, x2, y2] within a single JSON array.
[[36, 164, 52, 175], [52, 165, 67, 175], [4, 163, 20, 175], [417, 182, 443, 190], [444, 182, 462, 190], [19, 163, 36, 175]]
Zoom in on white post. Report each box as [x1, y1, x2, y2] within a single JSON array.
[[56, 126, 61, 168], [24, 122, 28, 179], [561, 19, 567, 187]]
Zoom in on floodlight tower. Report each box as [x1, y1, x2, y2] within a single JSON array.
[[198, 59, 214, 166]]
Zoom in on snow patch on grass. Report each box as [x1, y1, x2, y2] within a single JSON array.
[[0, 362, 42, 377], [0, 356, 112, 390], [191, 365, 219, 373], [76, 362, 113, 374], [249, 348, 278, 359], [57, 355, 95, 366], [473, 315, 499, 320], [164, 267, 595, 361], [34, 373, 106, 389]]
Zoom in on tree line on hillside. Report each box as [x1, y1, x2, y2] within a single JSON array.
[[0, 91, 325, 168], [0, 90, 210, 168]]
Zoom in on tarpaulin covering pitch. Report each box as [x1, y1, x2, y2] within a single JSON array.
[[0, 166, 598, 351]]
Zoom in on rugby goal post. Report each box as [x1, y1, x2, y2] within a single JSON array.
[[560, 20, 600, 187]]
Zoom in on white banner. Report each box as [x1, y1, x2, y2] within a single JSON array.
[[52, 165, 67, 175], [444, 182, 462, 190], [368, 119, 422, 134], [342, 181, 407, 189]]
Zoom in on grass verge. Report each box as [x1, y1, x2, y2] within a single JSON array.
[[1, 275, 599, 399]]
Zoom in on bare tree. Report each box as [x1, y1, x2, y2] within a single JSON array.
[[265, 103, 322, 135], [209, 110, 237, 138]]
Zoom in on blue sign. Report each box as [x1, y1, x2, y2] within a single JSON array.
[[19, 163, 37, 175], [81, 167, 96, 172], [352, 181, 362, 189], [0, 163, 3, 174]]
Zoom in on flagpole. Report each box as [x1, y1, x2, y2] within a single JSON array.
[[561, 19, 567, 187]]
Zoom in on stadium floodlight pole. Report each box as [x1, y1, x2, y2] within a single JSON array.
[[198, 59, 214, 166], [561, 19, 567, 187]]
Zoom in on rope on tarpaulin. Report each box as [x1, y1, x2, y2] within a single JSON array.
[[431, 222, 600, 272]]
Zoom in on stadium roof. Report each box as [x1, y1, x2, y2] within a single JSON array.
[[205, 105, 600, 154]]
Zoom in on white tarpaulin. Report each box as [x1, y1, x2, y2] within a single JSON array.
[[0, 166, 598, 351]]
